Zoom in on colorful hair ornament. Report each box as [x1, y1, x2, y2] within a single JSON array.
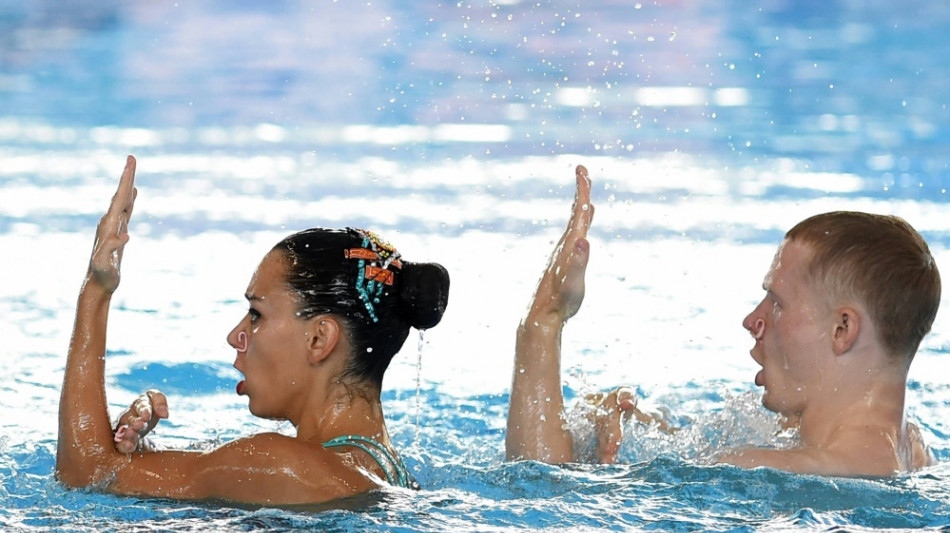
[[345, 228, 402, 323]]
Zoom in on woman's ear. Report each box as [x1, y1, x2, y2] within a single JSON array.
[[831, 306, 861, 356], [307, 316, 341, 365]]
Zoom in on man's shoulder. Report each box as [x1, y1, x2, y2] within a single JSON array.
[[714, 432, 902, 477]]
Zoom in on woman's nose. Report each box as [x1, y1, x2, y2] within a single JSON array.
[[227, 320, 249, 352]]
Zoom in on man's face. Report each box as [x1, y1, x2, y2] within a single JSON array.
[[742, 240, 833, 416]]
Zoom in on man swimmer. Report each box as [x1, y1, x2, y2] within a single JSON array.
[[505, 165, 939, 477]]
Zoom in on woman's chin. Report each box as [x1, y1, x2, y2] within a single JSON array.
[[246, 402, 281, 421]]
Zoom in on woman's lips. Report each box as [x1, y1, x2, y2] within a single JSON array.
[[236, 380, 246, 395]]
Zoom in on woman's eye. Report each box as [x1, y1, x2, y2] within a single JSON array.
[[248, 308, 261, 322]]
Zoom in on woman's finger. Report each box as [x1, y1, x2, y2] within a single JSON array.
[[114, 424, 141, 453], [147, 390, 169, 419]]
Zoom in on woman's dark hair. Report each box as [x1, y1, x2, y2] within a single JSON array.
[[273, 228, 450, 388]]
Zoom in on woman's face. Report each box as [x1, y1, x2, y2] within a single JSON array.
[[228, 250, 312, 420]]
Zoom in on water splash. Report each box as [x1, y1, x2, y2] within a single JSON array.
[[566, 390, 795, 464], [414, 329, 425, 444]]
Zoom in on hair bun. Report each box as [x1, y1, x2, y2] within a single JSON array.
[[397, 262, 450, 329]]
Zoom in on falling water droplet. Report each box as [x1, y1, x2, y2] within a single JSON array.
[[414, 329, 425, 444]]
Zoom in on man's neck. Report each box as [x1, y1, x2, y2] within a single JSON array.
[[796, 369, 908, 449]]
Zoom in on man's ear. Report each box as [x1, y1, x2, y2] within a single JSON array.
[[307, 316, 341, 365], [832, 306, 861, 355]]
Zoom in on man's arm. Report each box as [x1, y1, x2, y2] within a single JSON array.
[[505, 165, 593, 462]]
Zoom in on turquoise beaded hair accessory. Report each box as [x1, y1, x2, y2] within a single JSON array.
[[343, 228, 403, 323]]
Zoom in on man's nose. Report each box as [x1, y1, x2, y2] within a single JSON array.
[[742, 307, 765, 339], [747, 318, 765, 340]]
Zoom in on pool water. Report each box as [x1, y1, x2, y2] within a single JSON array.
[[2, 1, 950, 531]]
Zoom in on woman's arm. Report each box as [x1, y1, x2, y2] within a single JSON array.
[[55, 157, 376, 505], [505, 165, 593, 462], [57, 155, 138, 486]]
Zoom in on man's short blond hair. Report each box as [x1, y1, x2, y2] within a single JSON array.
[[786, 211, 941, 362]]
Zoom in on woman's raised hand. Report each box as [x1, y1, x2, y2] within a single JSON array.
[[530, 165, 594, 323], [113, 389, 168, 454], [89, 155, 137, 293]]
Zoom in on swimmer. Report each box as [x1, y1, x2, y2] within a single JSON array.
[[506, 165, 939, 477], [57, 155, 450, 505]]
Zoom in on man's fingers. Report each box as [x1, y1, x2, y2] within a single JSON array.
[[615, 387, 637, 413], [119, 155, 136, 205], [589, 386, 638, 463], [575, 165, 591, 205], [595, 406, 624, 464], [569, 237, 590, 271], [569, 165, 593, 234], [126, 187, 138, 224], [556, 164, 593, 249], [576, 164, 589, 179]]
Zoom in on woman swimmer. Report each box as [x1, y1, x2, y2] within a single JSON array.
[[57, 156, 450, 505]]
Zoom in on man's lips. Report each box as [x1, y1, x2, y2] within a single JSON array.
[[750, 347, 764, 386]]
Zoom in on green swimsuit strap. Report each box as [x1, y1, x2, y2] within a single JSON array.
[[322, 434, 411, 489]]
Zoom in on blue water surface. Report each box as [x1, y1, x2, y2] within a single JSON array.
[[2, 1, 950, 531]]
